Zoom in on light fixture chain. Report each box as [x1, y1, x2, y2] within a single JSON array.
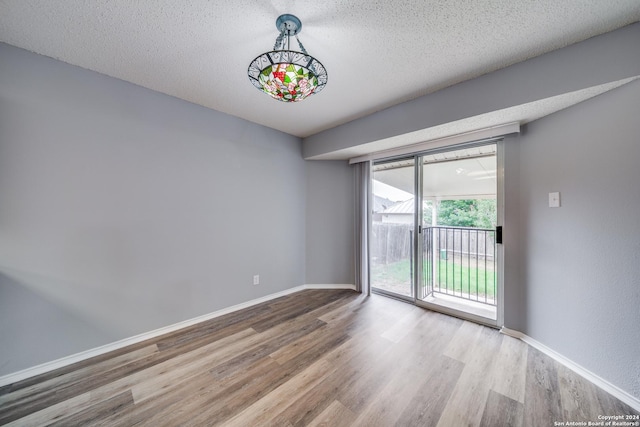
[[273, 28, 286, 50], [295, 35, 308, 55]]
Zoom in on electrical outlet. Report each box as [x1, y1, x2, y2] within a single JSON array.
[[253, 275, 260, 285]]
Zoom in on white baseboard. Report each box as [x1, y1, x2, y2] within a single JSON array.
[[304, 283, 357, 290], [0, 284, 356, 388], [500, 327, 640, 413]]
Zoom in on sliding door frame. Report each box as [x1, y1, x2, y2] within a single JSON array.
[[370, 139, 505, 327]]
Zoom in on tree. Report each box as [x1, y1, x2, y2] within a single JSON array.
[[437, 199, 496, 228], [474, 199, 497, 229], [422, 200, 434, 225]]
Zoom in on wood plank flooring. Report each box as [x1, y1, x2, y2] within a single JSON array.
[[1, 290, 637, 426]]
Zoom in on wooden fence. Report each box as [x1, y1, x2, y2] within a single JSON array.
[[371, 223, 412, 264], [371, 223, 495, 265]]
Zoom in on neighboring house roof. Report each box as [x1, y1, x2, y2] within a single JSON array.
[[382, 198, 430, 215], [373, 195, 395, 213]]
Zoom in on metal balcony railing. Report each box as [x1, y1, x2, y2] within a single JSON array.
[[421, 226, 496, 306]]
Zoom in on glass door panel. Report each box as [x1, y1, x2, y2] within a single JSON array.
[[419, 144, 498, 321], [370, 158, 416, 299]]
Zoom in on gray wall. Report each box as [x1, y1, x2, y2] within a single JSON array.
[[512, 80, 640, 399], [305, 161, 355, 284], [0, 43, 308, 375], [502, 135, 523, 333]]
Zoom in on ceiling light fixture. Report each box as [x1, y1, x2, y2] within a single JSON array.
[[248, 14, 327, 102]]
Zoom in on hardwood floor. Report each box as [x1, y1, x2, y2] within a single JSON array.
[[0, 290, 637, 426]]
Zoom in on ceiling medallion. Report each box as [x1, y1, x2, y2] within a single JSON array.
[[248, 14, 327, 102]]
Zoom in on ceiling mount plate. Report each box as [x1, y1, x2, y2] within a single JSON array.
[[276, 14, 302, 35]]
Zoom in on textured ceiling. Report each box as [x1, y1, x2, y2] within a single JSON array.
[[0, 0, 639, 138]]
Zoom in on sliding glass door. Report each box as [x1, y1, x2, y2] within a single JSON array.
[[369, 142, 502, 325]]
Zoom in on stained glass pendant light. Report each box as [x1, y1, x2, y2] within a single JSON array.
[[248, 14, 327, 102]]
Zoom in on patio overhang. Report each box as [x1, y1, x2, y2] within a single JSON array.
[[373, 145, 497, 200]]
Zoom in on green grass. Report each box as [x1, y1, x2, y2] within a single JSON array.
[[431, 260, 495, 298], [371, 258, 495, 298], [371, 260, 412, 284]]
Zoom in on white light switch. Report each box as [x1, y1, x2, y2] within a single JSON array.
[[549, 192, 560, 208]]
